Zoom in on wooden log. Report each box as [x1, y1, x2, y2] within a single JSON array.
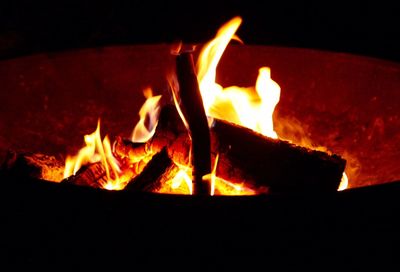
[[116, 105, 346, 193], [62, 162, 106, 188], [175, 51, 211, 195], [114, 106, 191, 166], [124, 147, 180, 192], [212, 119, 346, 193], [1, 150, 64, 182]]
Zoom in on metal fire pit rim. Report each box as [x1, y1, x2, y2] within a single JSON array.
[[2, 43, 400, 67]]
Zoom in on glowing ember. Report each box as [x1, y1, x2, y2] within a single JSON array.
[[157, 167, 193, 195]]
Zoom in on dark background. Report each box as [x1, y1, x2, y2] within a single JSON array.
[[0, 0, 399, 61]]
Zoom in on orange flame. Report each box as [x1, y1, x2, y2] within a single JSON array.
[[63, 120, 127, 190], [63, 16, 349, 194], [131, 87, 162, 143], [196, 16, 348, 191], [196, 16, 280, 139]]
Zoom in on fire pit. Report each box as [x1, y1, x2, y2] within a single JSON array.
[[1, 17, 399, 265]]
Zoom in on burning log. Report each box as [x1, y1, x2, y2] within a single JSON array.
[[62, 162, 106, 188], [114, 107, 191, 167], [116, 105, 346, 193], [114, 105, 189, 165], [212, 120, 346, 193], [124, 147, 180, 192], [1, 150, 64, 182], [174, 51, 211, 195]]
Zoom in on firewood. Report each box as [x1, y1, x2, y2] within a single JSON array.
[[1, 150, 64, 182], [212, 119, 346, 193], [116, 105, 346, 193], [62, 162, 106, 188], [114, 104, 191, 167], [124, 147, 180, 192], [175, 51, 211, 195]]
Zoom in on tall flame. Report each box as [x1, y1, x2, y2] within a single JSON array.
[[196, 16, 280, 139]]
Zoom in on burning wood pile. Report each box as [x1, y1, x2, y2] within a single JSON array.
[[1, 17, 347, 195]]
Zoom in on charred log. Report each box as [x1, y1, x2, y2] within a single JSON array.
[[62, 162, 106, 188], [114, 103, 191, 166], [125, 147, 179, 192], [212, 120, 346, 193], [175, 51, 211, 195]]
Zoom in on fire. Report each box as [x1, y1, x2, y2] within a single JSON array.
[[131, 87, 162, 142], [196, 16, 348, 190], [203, 154, 255, 196], [197, 16, 280, 139], [338, 172, 349, 191], [63, 120, 126, 190], [61, 16, 347, 194]]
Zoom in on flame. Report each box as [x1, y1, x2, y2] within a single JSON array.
[[61, 16, 349, 194], [196, 16, 280, 139], [196, 16, 348, 190], [202, 154, 219, 196], [202, 154, 255, 195], [338, 172, 348, 191], [63, 120, 127, 190], [131, 87, 162, 142], [214, 178, 256, 195]]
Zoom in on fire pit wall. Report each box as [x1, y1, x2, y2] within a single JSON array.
[[1, 44, 399, 188]]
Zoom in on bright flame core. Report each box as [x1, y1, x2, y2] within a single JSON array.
[[338, 173, 349, 191]]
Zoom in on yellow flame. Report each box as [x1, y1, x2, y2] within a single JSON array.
[[201, 153, 256, 195], [64, 17, 349, 194], [196, 16, 280, 139], [214, 178, 256, 195], [338, 172, 348, 191], [197, 16, 348, 190], [131, 87, 162, 142], [202, 154, 219, 196], [64, 120, 103, 178], [63, 120, 128, 190]]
